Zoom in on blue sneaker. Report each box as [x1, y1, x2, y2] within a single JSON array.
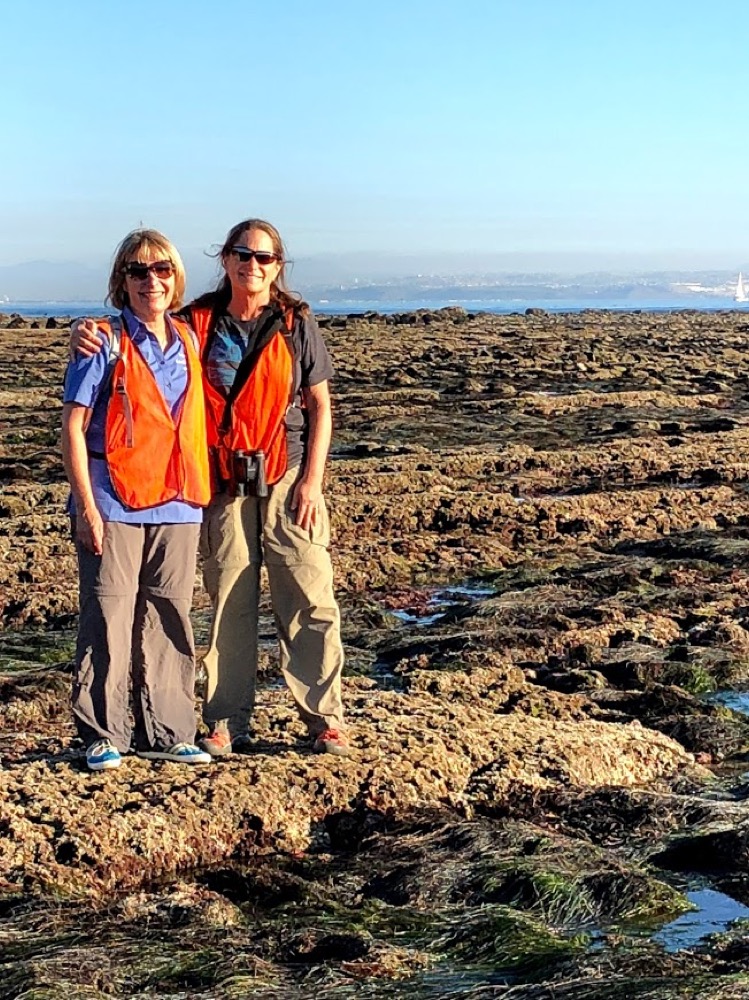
[[86, 739, 121, 771], [137, 742, 211, 764]]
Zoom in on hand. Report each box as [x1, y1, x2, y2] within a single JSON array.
[[70, 318, 107, 360], [76, 507, 104, 556], [290, 478, 323, 532]]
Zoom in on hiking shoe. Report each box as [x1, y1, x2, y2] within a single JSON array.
[[138, 743, 212, 764], [198, 730, 233, 757], [198, 731, 253, 756], [86, 739, 121, 771], [312, 729, 351, 757]]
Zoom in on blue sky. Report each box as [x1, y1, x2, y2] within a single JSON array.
[[2, 0, 749, 270]]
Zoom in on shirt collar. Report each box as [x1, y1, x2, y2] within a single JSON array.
[[123, 305, 175, 344], [122, 305, 150, 343]]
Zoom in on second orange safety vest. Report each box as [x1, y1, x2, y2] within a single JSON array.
[[190, 305, 295, 487]]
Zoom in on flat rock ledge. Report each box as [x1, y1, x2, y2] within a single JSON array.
[[0, 677, 697, 901]]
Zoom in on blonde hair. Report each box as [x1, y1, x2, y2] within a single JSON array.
[[107, 229, 186, 311]]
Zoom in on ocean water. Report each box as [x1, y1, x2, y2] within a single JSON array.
[[313, 294, 747, 314], [3, 295, 748, 317]]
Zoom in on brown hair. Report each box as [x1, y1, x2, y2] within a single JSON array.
[[210, 218, 307, 313], [107, 229, 186, 312]]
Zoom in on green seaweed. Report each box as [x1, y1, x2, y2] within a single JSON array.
[[435, 903, 588, 974], [138, 946, 225, 990]]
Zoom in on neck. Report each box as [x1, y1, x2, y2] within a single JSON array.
[[130, 309, 169, 346], [228, 289, 271, 321]]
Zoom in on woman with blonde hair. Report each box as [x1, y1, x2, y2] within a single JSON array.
[[63, 229, 212, 770]]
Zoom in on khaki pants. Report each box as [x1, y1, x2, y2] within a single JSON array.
[[73, 521, 201, 753], [200, 464, 344, 738]]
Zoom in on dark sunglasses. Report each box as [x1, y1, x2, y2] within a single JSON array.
[[228, 246, 280, 265], [123, 261, 175, 280]]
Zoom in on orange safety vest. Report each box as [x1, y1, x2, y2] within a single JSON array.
[[190, 305, 295, 488], [101, 315, 211, 509]]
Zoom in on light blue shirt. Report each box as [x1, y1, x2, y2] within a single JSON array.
[[63, 307, 203, 524]]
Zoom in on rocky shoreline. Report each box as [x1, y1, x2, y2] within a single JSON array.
[[4, 308, 749, 997]]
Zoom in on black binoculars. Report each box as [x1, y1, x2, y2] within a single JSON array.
[[231, 449, 268, 498]]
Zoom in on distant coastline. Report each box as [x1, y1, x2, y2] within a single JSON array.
[[3, 295, 749, 318], [2, 263, 748, 313]]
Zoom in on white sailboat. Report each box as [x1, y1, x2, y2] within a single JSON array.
[[735, 272, 748, 303]]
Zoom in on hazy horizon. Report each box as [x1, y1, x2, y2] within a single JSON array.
[[1, 250, 747, 305]]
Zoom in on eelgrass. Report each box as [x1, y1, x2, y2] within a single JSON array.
[[139, 946, 224, 991], [434, 903, 588, 975], [460, 836, 692, 930], [483, 971, 749, 1000], [13, 991, 112, 1000]]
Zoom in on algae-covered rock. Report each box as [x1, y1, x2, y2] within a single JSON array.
[[466, 717, 698, 811], [0, 684, 698, 898]]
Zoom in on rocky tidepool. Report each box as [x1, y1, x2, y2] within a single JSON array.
[[4, 308, 749, 997]]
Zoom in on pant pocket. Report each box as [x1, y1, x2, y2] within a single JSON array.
[[310, 499, 331, 549]]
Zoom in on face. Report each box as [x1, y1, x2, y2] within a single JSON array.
[[222, 228, 282, 302], [124, 249, 175, 322]]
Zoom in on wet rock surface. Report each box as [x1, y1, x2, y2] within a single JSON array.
[[4, 310, 749, 997]]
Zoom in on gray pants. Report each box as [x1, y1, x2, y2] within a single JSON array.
[[72, 521, 201, 753], [200, 464, 345, 738]]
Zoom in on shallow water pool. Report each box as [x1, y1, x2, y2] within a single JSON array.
[[653, 888, 749, 952]]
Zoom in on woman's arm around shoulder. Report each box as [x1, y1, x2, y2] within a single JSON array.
[[69, 317, 108, 358]]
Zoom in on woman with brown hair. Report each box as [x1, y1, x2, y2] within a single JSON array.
[[73, 219, 348, 757], [63, 229, 212, 770]]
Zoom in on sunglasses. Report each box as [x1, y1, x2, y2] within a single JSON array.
[[123, 261, 175, 280], [228, 246, 280, 266]]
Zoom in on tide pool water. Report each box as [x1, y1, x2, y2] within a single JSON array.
[[709, 690, 749, 714], [654, 889, 749, 952]]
